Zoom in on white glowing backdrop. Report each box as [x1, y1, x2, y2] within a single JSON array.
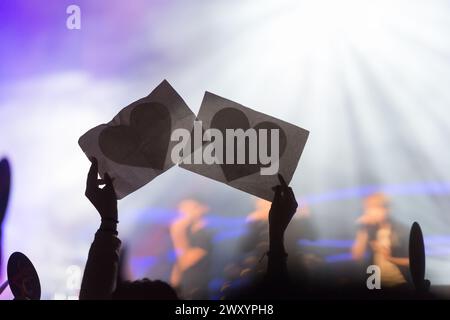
[[1, 0, 450, 298]]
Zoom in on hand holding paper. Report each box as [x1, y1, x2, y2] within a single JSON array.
[[79, 81, 309, 202], [85, 157, 117, 222], [179, 92, 309, 201], [78, 80, 196, 199]]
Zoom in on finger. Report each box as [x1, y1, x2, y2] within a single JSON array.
[[278, 174, 290, 197], [104, 172, 112, 187], [271, 185, 282, 207], [278, 174, 288, 188], [97, 179, 106, 186], [104, 173, 117, 198], [104, 172, 116, 185], [86, 157, 99, 191], [287, 187, 297, 206]]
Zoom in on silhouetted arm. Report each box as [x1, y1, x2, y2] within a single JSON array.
[[267, 225, 288, 281], [266, 175, 297, 282], [80, 221, 120, 300], [79, 158, 119, 300]]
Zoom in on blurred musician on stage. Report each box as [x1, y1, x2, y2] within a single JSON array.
[[351, 193, 410, 287], [170, 199, 212, 299]]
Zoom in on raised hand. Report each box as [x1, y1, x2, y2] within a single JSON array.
[[269, 174, 298, 238], [266, 174, 298, 282], [85, 158, 118, 222]]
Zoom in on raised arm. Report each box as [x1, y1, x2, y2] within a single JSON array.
[[266, 174, 298, 282], [79, 158, 120, 300]]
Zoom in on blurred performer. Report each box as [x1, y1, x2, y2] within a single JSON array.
[[170, 199, 212, 299], [241, 199, 271, 273], [217, 199, 271, 299], [351, 193, 410, 287]]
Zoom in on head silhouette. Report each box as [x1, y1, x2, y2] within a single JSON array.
[[112, 278, 178, 300]]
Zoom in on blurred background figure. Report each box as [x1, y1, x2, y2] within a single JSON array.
[[284, 200, 318, 286], [219, 199, 271, 298], [351, 193, 410, 288], [170, 199, 212, 299], [220, 197, 317, 297], [239, 199, 271, 278]]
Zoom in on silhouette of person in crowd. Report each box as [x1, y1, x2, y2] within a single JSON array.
[[80, 158, 178, 300], [81, 157, 299, 300], [82, 155, 435, 300], [351, 193, 410, 288]]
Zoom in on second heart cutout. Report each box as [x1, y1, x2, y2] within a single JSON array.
[[210, 107, 287, 182]]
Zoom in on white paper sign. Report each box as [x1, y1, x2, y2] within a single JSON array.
[[179, 92, 309, 201], [78, 80, 195, 199]]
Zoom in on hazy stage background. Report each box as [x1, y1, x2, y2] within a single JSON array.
[[1, 0, 450, 299]]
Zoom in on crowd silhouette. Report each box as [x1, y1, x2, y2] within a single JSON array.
[[0, 155, 436, 300], [77, 157, 432, 300]]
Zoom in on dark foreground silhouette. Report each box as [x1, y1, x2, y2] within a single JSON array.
[[80, 158, 178, 300]]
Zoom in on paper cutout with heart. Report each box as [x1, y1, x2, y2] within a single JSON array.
[[180, 92, 309, 201], [78, 80, 196, 199]]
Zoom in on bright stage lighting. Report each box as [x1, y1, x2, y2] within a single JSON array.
[[1, 0, 450, 298]]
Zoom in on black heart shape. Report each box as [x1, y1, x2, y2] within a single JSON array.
[[99, 102, 171, 170], [210, 108, 287, 182]]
